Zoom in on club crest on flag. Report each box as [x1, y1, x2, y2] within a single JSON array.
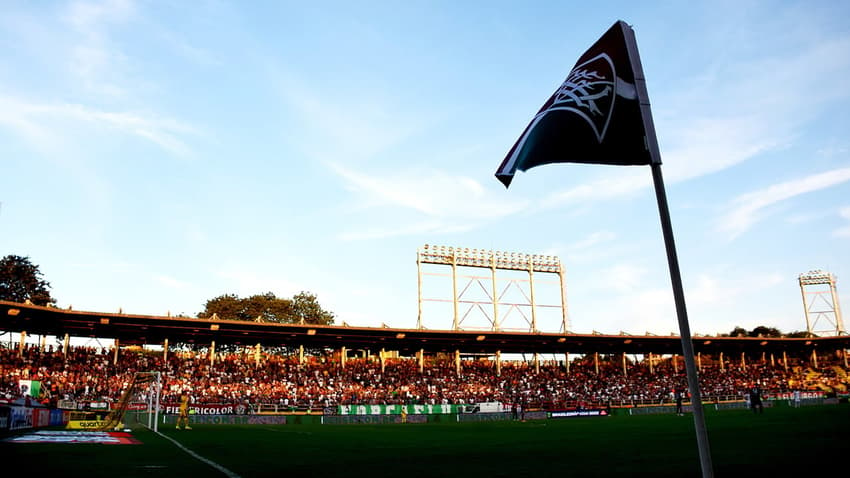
[[550, 54, 616, 143], [495, 20, 660, 188]]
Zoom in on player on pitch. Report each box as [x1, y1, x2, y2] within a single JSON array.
[[176, 391, 192, 430]]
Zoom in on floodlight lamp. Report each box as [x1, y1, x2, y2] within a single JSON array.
[[476, 335, 486, 341], [100, 318, 109, 325], [7, 308, 20, 316], [307, 329, 316, 335], [396, 333, 406, 339], [210, 324, 219, 331]]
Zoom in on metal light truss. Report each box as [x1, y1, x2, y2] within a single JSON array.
[[417, 244, 562, 273], [798, 269, 844, 337], [417, 245, 569, 333], [799, 270, 833, 286]]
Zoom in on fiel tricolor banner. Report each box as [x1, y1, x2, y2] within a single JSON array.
[[19, 380, 41, 398]]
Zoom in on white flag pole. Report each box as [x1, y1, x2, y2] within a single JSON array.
[[625, 21, 714, 478], [651, 162, 714, 478]]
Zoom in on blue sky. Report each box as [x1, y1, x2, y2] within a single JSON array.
[[1, 0, 848, 339]]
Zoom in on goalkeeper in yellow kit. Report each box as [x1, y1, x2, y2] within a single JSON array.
[[176, 391, 192, 430]]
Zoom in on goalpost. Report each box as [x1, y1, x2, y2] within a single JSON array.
[[96, 371, 162, 432]]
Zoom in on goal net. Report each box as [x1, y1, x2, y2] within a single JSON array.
[[96, 371, 162, 432]]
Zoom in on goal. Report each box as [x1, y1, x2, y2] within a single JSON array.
[[96, 371, 162, 432]]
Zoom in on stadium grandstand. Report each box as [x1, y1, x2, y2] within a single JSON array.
[[1, 299, 848, 423]]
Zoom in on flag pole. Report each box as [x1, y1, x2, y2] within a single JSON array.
[[650, 161, 714, 478]]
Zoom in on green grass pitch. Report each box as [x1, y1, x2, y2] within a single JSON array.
[[2, 404, 847, 477]]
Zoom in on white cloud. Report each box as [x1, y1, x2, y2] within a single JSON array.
[[266, 67, 425, 164], [662, 115, 783, 183], [817, 145, 849, 158], [65, 0, 136, 30], [718, 167, 850, 239], [600, 264, 648, 294], [657, 30, 850, 183], [0, 95, 198, 158], [63, 0, 138, 97], [154, 275, 189, 290], [539, 169, 650, 210], [331, 163, 530, 240], [338, 220, 477, 242], [215, 267, 303, 299], [567, 231, 617, 251], [157, 30, 222, 67], [570, 267, 787, 335], [834, 206, 850, 238]]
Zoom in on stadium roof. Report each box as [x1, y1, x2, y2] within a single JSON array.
[[2, 300, 848, 356]]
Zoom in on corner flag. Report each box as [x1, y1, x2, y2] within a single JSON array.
[[496, 20, 660, 188], [494, 21, 714, 478]]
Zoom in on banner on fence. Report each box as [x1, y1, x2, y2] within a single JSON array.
[[9, 406, 33, 430], [162, 403, 249, 415], [549, 409, 610, 418], [336, 404, 461, 415], [163, 414, 287, 425]]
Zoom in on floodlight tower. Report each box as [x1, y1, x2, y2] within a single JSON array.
[[799, 270, 844, 337], [416, 245, 569, 333]]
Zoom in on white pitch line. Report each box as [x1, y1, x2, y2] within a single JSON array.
[[156, 431, 241, 478]]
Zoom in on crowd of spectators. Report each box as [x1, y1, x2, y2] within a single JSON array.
[[1, 343, 847, 410]]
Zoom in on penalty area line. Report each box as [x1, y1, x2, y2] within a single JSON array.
[[156, 431, 241, 478]]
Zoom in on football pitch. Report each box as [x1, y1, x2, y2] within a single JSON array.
[[2, 405, 847, 477]]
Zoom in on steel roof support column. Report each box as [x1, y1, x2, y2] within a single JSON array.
[[417, 250, 423, 330], [452, 252, 459, 331], [622, 352, 627, 376], [800, 279, 814, 336], [528, 263, 537, 332], [559, 265, 569, 333], [491, 253, 499, 331], [829, 279, 845, 334]]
